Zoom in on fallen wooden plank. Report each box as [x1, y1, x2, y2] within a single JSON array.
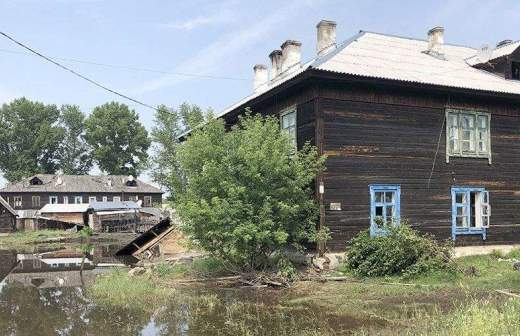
[[495, 289, 520, 299]]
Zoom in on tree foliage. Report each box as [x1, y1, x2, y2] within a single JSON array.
[[58, 105, 92, 175], [0, 98, 64, 181], [176, 113, 324, 271], [150, 103, 209, 201], [85, 102, 150, 176]]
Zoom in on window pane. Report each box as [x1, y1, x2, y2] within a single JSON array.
[[375, 192, 384, 203], [375, 206, 383, 216], [448, 114, 458, 127], [385, 192, 394, 203], [461, 115, 475, 129], [456, 216, 468, 228], [386, 206, 394, 219], [456, 206, 467, 216], [455, 192, 467, 204], [477, 115, 487, 128]]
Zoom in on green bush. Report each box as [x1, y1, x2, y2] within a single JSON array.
[[345, 223, 454, 278], [176, 112, 324, 271], [79, 226, 93, 238]]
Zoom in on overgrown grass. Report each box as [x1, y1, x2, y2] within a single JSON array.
[[153, 256, 229, 279], [0, 229, 79, 249], [507, 248, 520, 260], [87, 268, 176, 311]]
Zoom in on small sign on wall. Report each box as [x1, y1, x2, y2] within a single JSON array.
[[330, 202, 342, 211]]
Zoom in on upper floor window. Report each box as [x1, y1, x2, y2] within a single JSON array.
[[89, 196, 97, 204], [369, 185, 401, 237], [63, 196, 69, 204], [113, 196, 121, 203], [512, 61, 520, 80], [280, 107, 297, 149], [451, 187, 490, 241], [13, 196, 22, 208], [49, 196, 58, 204], [74, 196, 83, 204], [144, 196, 152, 207], [32, 196, 40, 207], [446, 109, 491, 163]]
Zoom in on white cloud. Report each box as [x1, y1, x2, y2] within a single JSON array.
[[160, 9, 234, 31], [134, 0, 320, 95]]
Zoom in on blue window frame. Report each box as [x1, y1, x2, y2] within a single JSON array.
[[369, 185, 401, 237], [451, 187, 490, 241]]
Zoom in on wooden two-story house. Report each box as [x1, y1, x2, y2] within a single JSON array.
[[0, 174, 163, 211], [190, 20, 520, 250]]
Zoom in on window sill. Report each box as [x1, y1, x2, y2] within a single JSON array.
[[452, 228, 487, 240]]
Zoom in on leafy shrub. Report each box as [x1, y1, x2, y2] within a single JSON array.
[[276, 256, 299, 281], [80, 226, 93, 238], [345, 223, 454, 278], [176, 112, 324, 271]]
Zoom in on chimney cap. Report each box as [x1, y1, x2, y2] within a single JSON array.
[[253, 64, 267, 70], [281, 40, 302, 49], [496, 39, 513, 48], [428, 26, 445, 35], [269, 49, 282, 57], [317, 20, 336, 28]]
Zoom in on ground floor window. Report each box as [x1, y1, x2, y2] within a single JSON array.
[[451, 187, 490, 240], [144, 196, 152, 207], [369, 185, 401, 237]]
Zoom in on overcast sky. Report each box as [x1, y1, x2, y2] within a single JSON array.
[[0, 0, 519, 182]]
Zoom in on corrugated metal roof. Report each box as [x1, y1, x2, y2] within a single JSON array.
[[0, 174, 163, 194], [90, 201, 140, 211], [315, 32, 520, 95], [210, 31, 520, 122], [40, 203, 90, 213], [466, 41, 520, 66]]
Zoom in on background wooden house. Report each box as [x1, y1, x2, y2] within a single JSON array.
[[0, 174, 163, 211]]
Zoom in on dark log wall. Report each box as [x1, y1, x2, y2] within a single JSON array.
[[318, 81, 520, 250], [0, 203, 16, 233]]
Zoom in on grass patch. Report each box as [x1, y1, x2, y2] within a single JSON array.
[[152, 256, 229, 279], [87, 268, 176, 311], [0, 229, 79, 249], [507, 248, 520, 260]]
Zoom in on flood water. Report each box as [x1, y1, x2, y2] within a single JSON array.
[[0, 243, 365, 335]]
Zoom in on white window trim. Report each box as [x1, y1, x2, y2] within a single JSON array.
[[113, 196, 121, 203], [14, 196, 22, 208], [102, 196, 108, 202], [144, 196, 152, 207], [63, 196, 69, 204], [89, 196, 97, 203], [49, 195, 59, 204], [445, 109, 492, 164], [74, 196, 83, 204], [280, 106, 297, 149]]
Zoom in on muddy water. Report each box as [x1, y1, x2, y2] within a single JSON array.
[[0, 245, 367, 335]]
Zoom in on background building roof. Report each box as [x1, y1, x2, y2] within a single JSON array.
[[0, 174, 163, 194], [40, 203, 90, 213]]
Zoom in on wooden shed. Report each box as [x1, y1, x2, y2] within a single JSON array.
[[0, 196, 18, 233]]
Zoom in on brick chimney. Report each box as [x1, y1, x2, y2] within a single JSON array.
[[427, 27, 444, 53], [280, 40, 302, 73], [316, 20, 337, 56], [269, 50, 282, 80], [253, 64, 268, 92]]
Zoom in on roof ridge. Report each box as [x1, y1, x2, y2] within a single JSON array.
[[360, 30, 478, 50]]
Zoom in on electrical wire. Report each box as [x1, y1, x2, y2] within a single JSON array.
[[0, 47, 248, 81], [0, 31, 159, 111]]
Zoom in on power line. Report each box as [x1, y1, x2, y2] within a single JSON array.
[[0, 31, 159, 111], [0, 47, 248, 81]]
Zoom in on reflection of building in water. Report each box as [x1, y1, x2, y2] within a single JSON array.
[[3, 250, 97, 288], [0, 250, 18, 282]]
